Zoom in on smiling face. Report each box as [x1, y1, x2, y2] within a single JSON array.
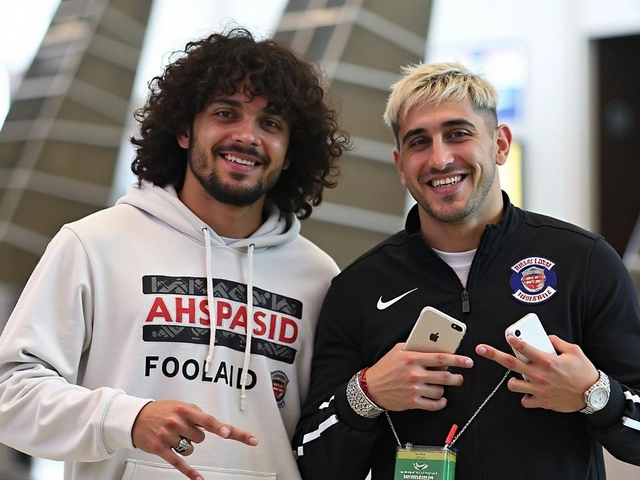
[[177, 88, 291, 209], [393, 96, 511, 231]]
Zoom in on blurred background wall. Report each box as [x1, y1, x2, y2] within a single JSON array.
[[0, 0, 639, 478]]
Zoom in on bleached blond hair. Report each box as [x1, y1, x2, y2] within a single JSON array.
[[383, 61, 499, 146]]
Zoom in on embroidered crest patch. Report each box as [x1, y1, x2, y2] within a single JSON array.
[[510, 257, 557, 304], [271, 370, 289, 408]]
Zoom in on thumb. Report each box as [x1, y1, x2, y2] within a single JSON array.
[[548, 334, 569, 353]]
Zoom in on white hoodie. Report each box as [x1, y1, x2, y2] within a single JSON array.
[[0, 181, 339, 480]]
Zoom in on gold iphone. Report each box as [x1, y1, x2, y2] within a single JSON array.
[[403, 306, 467, 353]]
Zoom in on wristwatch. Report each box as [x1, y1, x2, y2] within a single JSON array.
[[579, 370, 610, 414]]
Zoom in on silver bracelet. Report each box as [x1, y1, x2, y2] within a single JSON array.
[[346, 370, 386, 419]]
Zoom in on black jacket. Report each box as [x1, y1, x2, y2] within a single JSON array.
[[294, 194, 640, 480]]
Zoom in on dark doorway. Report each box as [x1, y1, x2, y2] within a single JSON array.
[[596, 34, 640, 257]]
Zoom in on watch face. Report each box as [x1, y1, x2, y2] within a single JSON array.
[[590, 387, 609, 409]]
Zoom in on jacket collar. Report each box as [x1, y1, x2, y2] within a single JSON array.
[[404, 190, 525, 253]]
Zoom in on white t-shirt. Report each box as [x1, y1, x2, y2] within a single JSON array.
[[432, 248, 477, 287]]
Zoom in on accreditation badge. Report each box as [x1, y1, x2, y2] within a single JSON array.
[[394, 445, 456, 480]]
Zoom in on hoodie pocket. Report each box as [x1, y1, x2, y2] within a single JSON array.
[[121, 459, 277, 479]]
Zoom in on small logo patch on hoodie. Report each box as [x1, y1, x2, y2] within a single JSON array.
[[271, 370, 289, 408]]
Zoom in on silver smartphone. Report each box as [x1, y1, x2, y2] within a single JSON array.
[[505, 313, 557, 379], [403, 306, 467, 354]]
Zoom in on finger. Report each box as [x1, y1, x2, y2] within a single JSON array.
[[419, 383, 445, 400], [183, 425, 206, 445], [476, 344, 521, 372], [412, 364, 467, 387], [506, 376, 534, 395], [520, 393, 542, 409], [548, 334, 571, 353], [456, 355, 474, 369], [172, 436, 193, 455], [183, 443, 195, 457], [504, 334, 546, 362], [415, 352, 473, 369], [414, 395, 448, 412], [400, 384, 446, 411], [217, 423, 259, 446], [505, 377, 542, 410], [175, 440, 195, 457], [198, 415, 259, 446], [159, 450, 203, 480], [430, 369, 465, 387]]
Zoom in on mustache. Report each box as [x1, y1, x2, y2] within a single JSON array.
[[429, 164, 458, 175], [212, 144, 269, 166], [418, 165, 459, 182]]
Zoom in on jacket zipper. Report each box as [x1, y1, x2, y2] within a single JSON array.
[[462, 289, 470, 313]]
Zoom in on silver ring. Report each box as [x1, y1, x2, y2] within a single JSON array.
[[174, 437, 191, 454]]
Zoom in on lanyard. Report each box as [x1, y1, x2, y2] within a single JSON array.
[[386, 369, 512, 448]]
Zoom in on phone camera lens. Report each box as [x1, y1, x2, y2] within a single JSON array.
[[514, 329, 521, 337], [452, 324, 462, 331]]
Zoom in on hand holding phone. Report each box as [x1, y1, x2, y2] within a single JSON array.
[[505, 313, 557, 380], [403, 306, 467, 354], [366, 306, 468, 411]]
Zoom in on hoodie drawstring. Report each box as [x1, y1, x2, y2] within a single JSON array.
[[203, 227, 217, 374], [240, 243, 255, 410], [202, 226, 255, 410]]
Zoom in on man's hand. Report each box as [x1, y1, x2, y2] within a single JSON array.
[[476, 334, 599, 412], [131, 400, 259, 480], [365, 343, 474, 412]]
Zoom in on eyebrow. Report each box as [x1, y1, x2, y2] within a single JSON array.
[[401, 118, 478, 146], [208, 98, 284, 117], [209, 98, 242, 108]]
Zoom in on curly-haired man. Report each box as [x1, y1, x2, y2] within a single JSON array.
[[0, 28, 350, 480]]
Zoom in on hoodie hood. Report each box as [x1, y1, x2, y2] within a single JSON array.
[[117, 181, 301, 409]]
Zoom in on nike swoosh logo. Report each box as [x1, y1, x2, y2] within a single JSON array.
[[376, 288, 418, 310]]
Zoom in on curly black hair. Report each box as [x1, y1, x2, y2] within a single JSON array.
[[130, 27, 350, 219]]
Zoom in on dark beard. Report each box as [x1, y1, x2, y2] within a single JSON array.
[[197, 169, 265, 207], [188, 143, 281, 207]]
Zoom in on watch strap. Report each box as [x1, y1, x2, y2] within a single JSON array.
[[579, 370, 610, 414]]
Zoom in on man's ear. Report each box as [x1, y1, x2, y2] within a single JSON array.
[[495, 124, 512, 166], [393, 148, 407, 187], [177, 126, 190, 149]]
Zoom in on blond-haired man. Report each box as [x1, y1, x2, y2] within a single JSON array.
[[293, 62, 640, 480]]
